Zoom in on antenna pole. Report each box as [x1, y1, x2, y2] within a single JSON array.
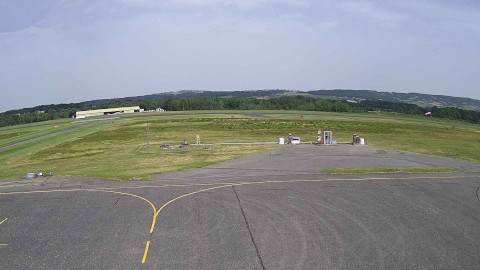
[[146, 122, 150, 151]]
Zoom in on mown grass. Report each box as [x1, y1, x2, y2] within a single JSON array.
[[0, 111, 479, 181], [319, 167, 458, 174], [0, 115, 283, 180], [0, 122, 110, 166], [0, 121, 81, 147]]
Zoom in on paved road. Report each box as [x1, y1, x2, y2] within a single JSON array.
[[1, 145, 480, 269]]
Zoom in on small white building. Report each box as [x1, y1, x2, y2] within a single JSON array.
[[155, 108, 165, 112]]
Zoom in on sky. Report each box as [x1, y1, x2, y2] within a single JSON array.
[[1, 0, 479, 112]]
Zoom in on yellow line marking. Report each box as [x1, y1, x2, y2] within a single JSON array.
[[0, 218, 7, 225], [1, 174, 475, 194], [1, 175, 477, 234], [0, 189, 158, 263], [0, 174, 477, 263], [156, 185, 232, 216], [71, 175, 480, 190], [142, 241, 150, 263], [0, 175, 476, 196], [151, 174, 480, 239], [0, 218, 8, 248], [0, 189, 157, 234]]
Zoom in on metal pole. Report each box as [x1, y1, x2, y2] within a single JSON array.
[[146, 122, 150, 151]]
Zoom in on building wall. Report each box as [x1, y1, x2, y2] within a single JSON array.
[[76, 112, 104, 119], [75, 106, 140, 119]]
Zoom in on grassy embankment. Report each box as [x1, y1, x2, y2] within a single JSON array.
[[0, 119, 82, 148], [0, 111, 479, 180]]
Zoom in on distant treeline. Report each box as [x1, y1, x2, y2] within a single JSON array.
[[1, 96, 480, 127]]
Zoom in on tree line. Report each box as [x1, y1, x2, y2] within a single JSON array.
[[1, 96, 479, 127]]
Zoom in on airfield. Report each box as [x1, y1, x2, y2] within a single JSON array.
[[0, 145, 479, 269], [1, 111, 480, 269]]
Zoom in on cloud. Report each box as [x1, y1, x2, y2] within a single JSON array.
[[340, 1, 409, 25], [0, 0, 60, 33], [1, 0, 480, 112], [118, 0, 310, 9]]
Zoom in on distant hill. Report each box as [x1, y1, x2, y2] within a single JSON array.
[[82, 90, 290, 105], [306, 90, 480, 111], [75, 89, 480, 111], [2, 89, 480, 127]]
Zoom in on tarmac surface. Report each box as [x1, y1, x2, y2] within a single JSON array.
[[1, 145, 480, 269]]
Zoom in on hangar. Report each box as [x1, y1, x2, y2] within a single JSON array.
[[75, 106, 141, 119]]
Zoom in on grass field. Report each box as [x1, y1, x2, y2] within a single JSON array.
[[0, 120, 83, 147], [0, 111, 479, 180]]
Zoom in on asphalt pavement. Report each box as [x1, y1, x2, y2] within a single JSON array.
[[1, 145, 480, 269]]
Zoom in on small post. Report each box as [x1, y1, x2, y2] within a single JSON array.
[[146, 122, 150, 151]]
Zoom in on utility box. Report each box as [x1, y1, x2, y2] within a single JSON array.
[[317, 130, 322, 144], [352, 134, 367, 145], [291, 137, 301, 145], [324, 131, 333, 145]]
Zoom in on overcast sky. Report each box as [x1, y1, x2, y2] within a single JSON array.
[[1, 0, 479, 111]]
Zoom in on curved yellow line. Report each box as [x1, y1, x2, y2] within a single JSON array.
[[0, 175, 473, 195], [0, 189, 157, 233], [152, 175, 478, 230], [0, 218, 7, 225], [2, 174, 474, 264], [153, 181, 303, 218], [155, 185, 232, 216]]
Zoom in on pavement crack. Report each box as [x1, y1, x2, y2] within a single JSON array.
[[476, 187, 480, 204], [232, 186, 266, 270], [394, 157, 440, 168], [71, 191, 78, 199], [113, 194, 124, 206], [368, 180, 394, 193]]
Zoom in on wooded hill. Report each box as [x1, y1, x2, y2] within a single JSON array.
[[76, 89, 480, 111], [307, 90, 480, 111], [1, 90, 479, 127]]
